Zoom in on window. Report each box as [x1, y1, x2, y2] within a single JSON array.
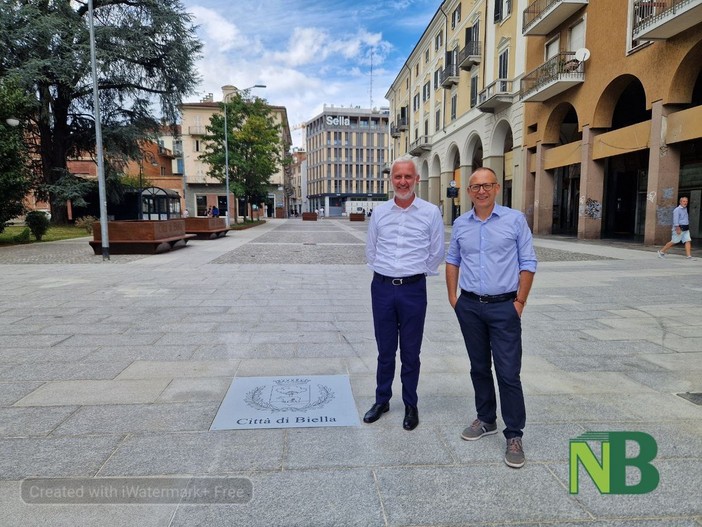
[[422, 81, 431, 102], [413, 93, 420, 111], [435, 31, 443, 50], [545, 37, 559, 60], [194, 139, 201, 152], [569, 19, 585, 51], [498, 49, 509, 91], [434, 69, 441, 90], [425, 48, 429, 63], [450, 93, 457, 120], [452, 4, 462, 29], [470, 75, 478, 107], [424, 119, 429, 137], [494, 0, 511, 22], [415, 63, 419, 76], [435, 109, 441, 132]]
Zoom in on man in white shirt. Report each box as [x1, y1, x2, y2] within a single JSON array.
[[364, 156, 445, 430]]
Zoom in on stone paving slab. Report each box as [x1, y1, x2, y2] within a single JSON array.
[[0, 435, 124, 479], [375, 465, 591, 525], [13, 379, 171, 406], [97, 431, 284, 476]]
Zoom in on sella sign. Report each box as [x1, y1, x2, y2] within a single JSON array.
[[326, 116, 350, 126]]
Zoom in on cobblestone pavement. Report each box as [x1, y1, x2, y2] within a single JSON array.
[[0, 217, 701, 527]]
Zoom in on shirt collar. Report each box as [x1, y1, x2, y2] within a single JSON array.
[[467, 203, 504, 221]]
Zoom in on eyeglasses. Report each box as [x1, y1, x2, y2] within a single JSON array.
[[468, 183, 497, 192]]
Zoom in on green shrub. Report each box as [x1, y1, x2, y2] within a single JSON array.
[[25, 211, 50, 241], [12, 227, 31, 243], [75, 215, 97, 234]]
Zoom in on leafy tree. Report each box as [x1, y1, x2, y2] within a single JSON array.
[[25, 210, 50, 241], [0, 79, 32, 234], [0, 0, 202, 223], [200, 92, 282, 222]]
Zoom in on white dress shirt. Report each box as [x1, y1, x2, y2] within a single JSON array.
[[366, 195, 445, 277]]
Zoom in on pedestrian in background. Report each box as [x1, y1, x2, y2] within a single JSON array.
[[658, 196, 692, 259], [364, 155, 445, 431], [445, 167, 537, 468]]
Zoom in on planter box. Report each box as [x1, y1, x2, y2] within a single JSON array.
[[302, 212, 318, 221], [184, 217, 229, 239], [89, 219, 195, 254], [349, 213, 365, 222]]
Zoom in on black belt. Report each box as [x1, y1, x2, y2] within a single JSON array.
[[374, 272, 425, 286], [461, 290, 517, 303]]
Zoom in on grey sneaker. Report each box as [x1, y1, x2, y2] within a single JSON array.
[[461, 419, 498, 441], [505, 437, 525, 468], [657, 250, 666, 258]]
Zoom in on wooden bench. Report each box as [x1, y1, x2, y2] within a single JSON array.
[[302, 212, 318, 221], [90, 219, 196, 255], [349, 213, 365, 222], [184, 217, 229, 239]]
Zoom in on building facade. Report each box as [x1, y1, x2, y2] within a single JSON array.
[[305, 106, 389, 216], [386, 0, 529, 225], [521, 0, 702, 244], [289, 148, 307, 215], [176, 86, 291, 219]]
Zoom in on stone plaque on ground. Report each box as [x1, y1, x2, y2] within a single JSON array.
[[210, 375, 360, 430]]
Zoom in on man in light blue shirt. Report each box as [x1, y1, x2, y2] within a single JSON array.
[[446, 167, 536, 468], [364, 156, 445, 431], [658, 196, 692, 259]]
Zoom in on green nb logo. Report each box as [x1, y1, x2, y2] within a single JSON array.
[[569, 432, 659, 494]]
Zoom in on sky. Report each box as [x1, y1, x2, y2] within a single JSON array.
[[179, 0, 439, 147]]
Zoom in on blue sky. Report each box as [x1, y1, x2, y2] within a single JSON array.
[[180, 0, 439, 146]]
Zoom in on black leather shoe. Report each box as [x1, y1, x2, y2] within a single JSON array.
[[363, 402, 389, 423], [403, 405, 419, 431]]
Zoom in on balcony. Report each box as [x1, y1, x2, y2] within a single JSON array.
[[408, 135, 432, 156], [397, 115, 409, 131], [477, 80, 514, 113], [520, 51, 585, 102], [633, 0, 702, 40], [188, 126, 207, 135], [458, 42, 482, 70], [523, 0, 588, 36], [390, 125, 401, 138], [440, 64, 460, 88]]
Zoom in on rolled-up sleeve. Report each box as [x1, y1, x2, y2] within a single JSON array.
[[425, 207, 445, 275], [516, 214, 537, 273]]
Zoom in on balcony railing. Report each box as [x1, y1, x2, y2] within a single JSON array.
[[520, 51, 585, 102], [440, 64, 460, 88], [477, 79, 514, 113], [458, 42, 482, 70], [408, 135, 432, 156], [390, 125, 401, 138], [397, 115, 409, 131], [633, 0, 702, 40], [523, 0, 589, 36]]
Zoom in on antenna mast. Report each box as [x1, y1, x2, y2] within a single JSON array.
[[369, 47, 374, 109]]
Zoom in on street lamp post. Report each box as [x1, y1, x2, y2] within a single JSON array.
[[223, 84, 265, 227], [88, 0, 109, 260]]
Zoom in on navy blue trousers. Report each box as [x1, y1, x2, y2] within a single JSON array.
[[454, 295, 525, 438], [371, 276, 427, 408]]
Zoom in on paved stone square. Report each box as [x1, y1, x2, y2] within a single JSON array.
[[1, 218, 701, 526]]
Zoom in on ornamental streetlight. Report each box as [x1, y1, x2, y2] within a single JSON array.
[[223, 84, 266, 227]]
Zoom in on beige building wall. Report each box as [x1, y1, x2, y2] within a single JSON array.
[[522, 0, 702, 243], [386, 0, 529, 224]]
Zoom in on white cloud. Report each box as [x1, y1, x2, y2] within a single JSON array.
[[188, 6, 258, 53]]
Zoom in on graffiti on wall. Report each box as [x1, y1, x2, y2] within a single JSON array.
[[582, 198, 602, 220]]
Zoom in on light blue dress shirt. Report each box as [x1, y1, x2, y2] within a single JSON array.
[[446, 204, 537, 295], [673, 205, 689, 228], [366, 196, 445, 277]]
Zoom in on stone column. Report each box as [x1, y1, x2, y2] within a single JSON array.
[[482, 155, 505, 206], [645, 100, 681, 245], [428, 172, 441, 207], [460, 164, 472, 218], [522, 148, 536, 230], [577, 126, 605, 239], [533, 143, 554, 235]]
